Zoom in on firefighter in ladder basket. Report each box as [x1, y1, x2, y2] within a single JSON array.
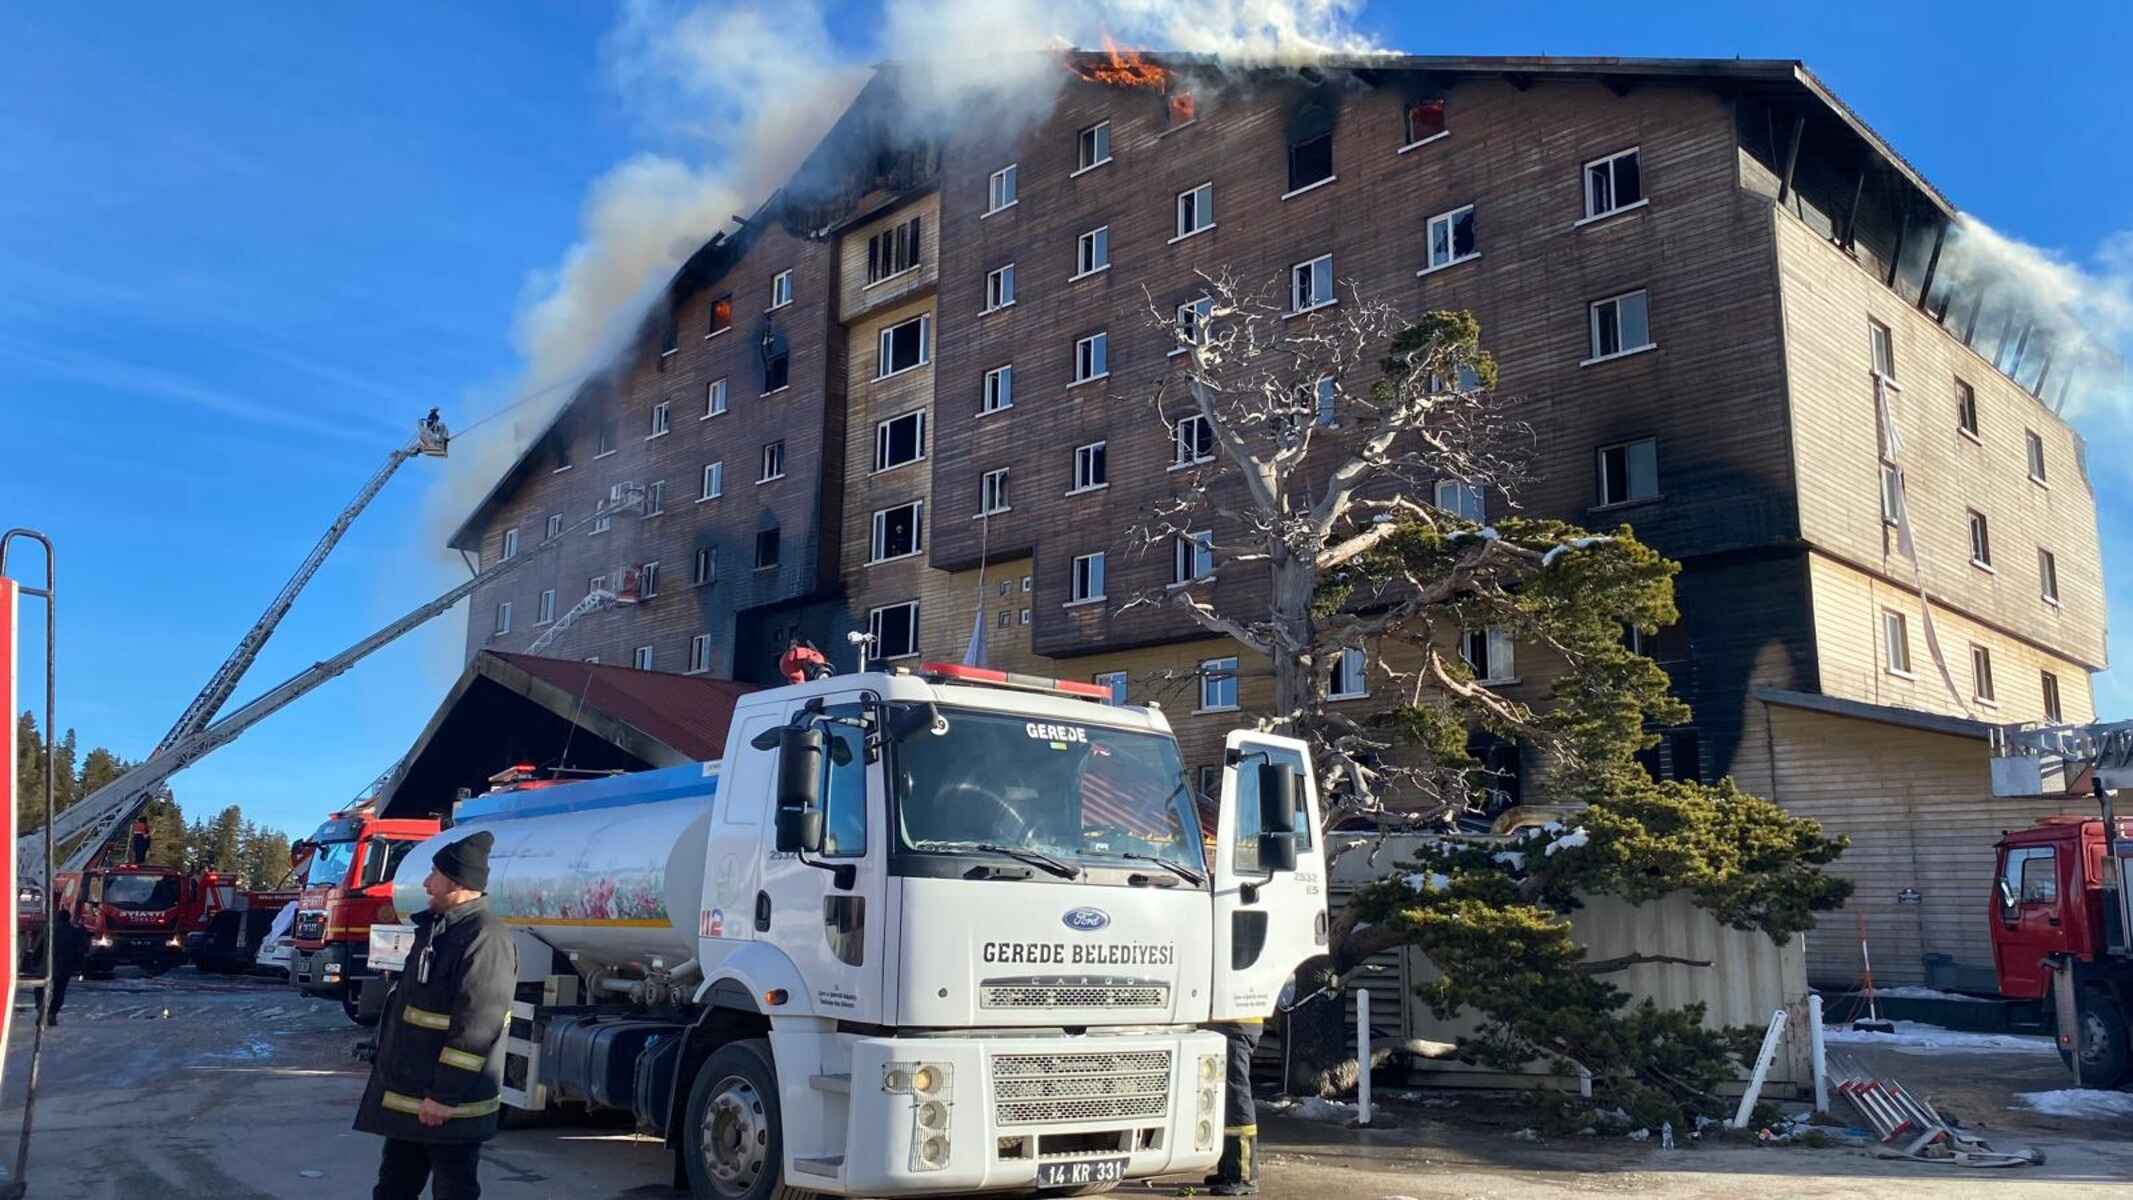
[[355, 831, 518, 1200]]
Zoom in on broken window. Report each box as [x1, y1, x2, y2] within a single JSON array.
[[660, 318, 678, 357], [755, 528, 780, 570], [1174, 414, 1214, 465], [1288, 131, 1333, 193], [1404, 98, 1446, 146], [870, 501, 924, 562], [1078, 120, 1112, 171], [1072, 441, 1107, 491], [979, 468, 1010, 515], [1956, 379, 1978, 437], [1425, 204, 1477, 270], [1290, 254, 1333, 312], [1972, 644, 1997, 703], [1583, 147, 1643, 219], [867, 217, 922, 285], [878, 314, 931, 377], [1588, 289, 1651, 360], [708, 294, 733, 336], [758, 327, 790, 393], [1076, 225, 1109, 276], [870, 601, 920, 659], [1168, 91, 1196, 127], [760, 440, 785, 482], [985, 263, 1015, 311], [1071, 552, 1106, 603], [983, 364, 1013, 413], [1075, 331, 1109, 382], [1969, 509, 1992, 567], [874, 410, 925, 472], [987, 164, 1017, 213], [1176, 182, 1214, 238], [1596, 438, 1658, 506]]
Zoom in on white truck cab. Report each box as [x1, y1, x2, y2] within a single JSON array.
[[372, 662, 1326, 1200]]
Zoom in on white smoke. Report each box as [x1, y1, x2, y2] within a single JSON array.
[[1937, 215, 2133, 422]]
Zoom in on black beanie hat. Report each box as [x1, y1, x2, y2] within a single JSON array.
[[433, 830, 494, 892]]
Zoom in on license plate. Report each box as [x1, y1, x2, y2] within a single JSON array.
[[1036, 1157, 1127, 1189]]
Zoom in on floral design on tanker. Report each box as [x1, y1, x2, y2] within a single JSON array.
[[490, 869, 669, 922]]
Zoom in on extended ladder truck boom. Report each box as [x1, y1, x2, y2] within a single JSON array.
[[15, 482, 647, 888], [16, 412, 451, 886]]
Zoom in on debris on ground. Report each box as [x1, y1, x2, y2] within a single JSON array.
[[2012, 1090, 2133, 1120], [1834, 1060, 2044, 1168], [1626, 1127, 1649, 1142], [1823, 1020, 2057, 1055], [1508, 1127, 1538, 1141], [1265, 1096, 1363, 1123]]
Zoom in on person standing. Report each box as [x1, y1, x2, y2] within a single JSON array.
[[129, 816, 152, 865], [1203, 1019, 1264, 1195], [34, 910, 89, 1027], [354, 832, 517, 1200]]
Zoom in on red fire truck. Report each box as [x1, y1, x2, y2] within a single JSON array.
[[1990, 814, 2133, 1088], [287, 808, 440, 1024], [185, 871, 301, 974], [55, 864, 207, 977]]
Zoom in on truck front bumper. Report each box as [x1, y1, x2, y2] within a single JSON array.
[[87, 933, 186, 969], [813, 1029, 1225, 1197], [291, 944, 369, 997]]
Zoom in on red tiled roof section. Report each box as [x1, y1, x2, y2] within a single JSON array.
[[489, 651, 758, 761]]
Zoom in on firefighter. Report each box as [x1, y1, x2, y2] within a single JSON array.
[[1204, 1019, 1263, 1196], [129, 815, 152, 864], [34, 910, 88, 1027], [354, 832, 517, 1200]]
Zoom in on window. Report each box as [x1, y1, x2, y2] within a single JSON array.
[[1168, 91, 1196, 127], [1070, 552, 1106, 604], [1312, 375, 1338, 426], [633, 645, 653, 671], [1869, 320, 1897, 381], [2026, 430, 2047, 483], [870, 501, 924, 562], [661, 319, 678, 358], [640, 560, 661, 597], [701, 461, 724, 499], [1172, 530, 1214, 585], [1424, 204, 1477, 270], [983, 364, 1014, 413], [708, 294, 732, 336], [545, 513, 563, 541], [596, 424, 617, 457], [1597, 438, 1659, 506], [1329, 646, 1367, 699], [985, 264, 1015, 311], [1196, 765, 1221, 803], [762, 338, 789, 393], [1968, 509, 1992, 567], [2042, 671, 2063, 722], [874, 410, 926, 472], [1583, 147, 1643, 220], [2018, 847, 2059, 904], [760, 441, 785, 482], [1075, 226, 1109, 277], [998, 609, 1012, 628], [528, 589, 551, 625], [1588, 289, 1653, 361], [500, 528, 519, 560], [814, 702, 870, 864], [692, 546, 715, 586], [878, 315, 931, 377], [1176, 182, 1214, 238], [1074, 331, 1109, 383], [1019, 607, 1031, 625], [1077, 121, 1111, 171], [1022, 575, 1032, 592], [2039, 548, 2060, 604], [870, 601, 920, 660], [689, 634, 712, 674], [867, 216, 922, 285], [589, 574, 607, 597], [1403, 98, 1447, 146], [1461, 628, 1516, 684], [1880, 462, 1905, 526], [493, 601, 512, 636], [1072, 441, 1107, 492], [1883, 609, 1913, 676], [704, 378, 727, 418], [1177, 297, 1213, 349], [1972, 644, 1997, 704], [1173, 414, 1214, 466], [1199, 656, 1238, 711], [1435, 479, 1484, 521], [1095, 671, 1128, 706], [1956, 380, 1978, 437], [979, 468, 1010, 515], [1288, 131, 1333, 193], [644, 480, 666, 515], [1290, 254, 1333, 313], [754, 528, 780, 570], [593, 482, 622, 534], [770, 269, 793, 309], [987, 163, 1017, 213]]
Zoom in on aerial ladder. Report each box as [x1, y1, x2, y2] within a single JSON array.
[[18, 481, 648, 888], [17, 411, 451, 887]]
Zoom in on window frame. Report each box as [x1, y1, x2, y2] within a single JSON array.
[[769, 268, 793, 310], [1289, 254, 1334, 314], [1401, 97, 1448, 149], [868, 500, 925, 564], [1075, 121, 1112, 174], [1174, 181, 1215, 240], [759, 441, 786, 484], [707, 293, 733, 337], [1073, 225, 1110, 279], [644, 480, 666, 516], [704, 377, 727, 419], [1968, 508, 1993, 569], [877, 314, 933, 379], [1198, 656, 1239, 712], [1595, 437, 1660, 507], [500, 528, 519, 560], [494, 600, 512, 636], [536, 588, 556, 624], [2042, 671, 2063, 722], [1174, 296, 1214, 355], [979, 467, 1010, 516], [1328, 646, 1368, 700], [2026, 430, 2048, 484], [868, 600, 922, 661], [873, 409, 927, 474], [1869, 319, 1898, 382], [1171, 529, 1214, 586], [2039, 547, 2060, 605], [1069, 551, 1107, 605], [754, 528, 780, 570], [1422, 203, 1479, 273], [1585, 288, 1655, 364], [1073, 331, 1110, 385], [1883, 608, 1914, 677], [981, 363, 1013, 414], [865, 216, 923, 287], [1285, 131, 1335, 196], [1956, 379, 1979, 440], [983, 263, 1016, 313], [1071, 441, 1108, 493], [700, 461, 724, 500], [1461, 627, 1517, 685], [640, 560, 661, 598], [1313, 374, 1338, 426], [1172, 413, 1215, 468], [1580, 146, 1645, 222], [1434, 478, 1484, 521], [986, 163, 1018, 214], [689, 633, 713, 675], [1971, 643, 1997, 705], [544, 513, 563, 541], [632, 644, 653, 671], [692, 546, 715, 586]]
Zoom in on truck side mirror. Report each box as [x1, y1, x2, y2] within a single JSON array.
[[1259, 832, 1300, 873], [1997, 878, 2018, 912], [1258, 762, 1299, 835], [775, 806, 825, 855], [772, 726, 827, 854]]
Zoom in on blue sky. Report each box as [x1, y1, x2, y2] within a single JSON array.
[[2, 2, 2128, 839]]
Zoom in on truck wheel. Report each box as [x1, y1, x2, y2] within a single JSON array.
[[683, 1039, 805, 1200], [343, 992, 380, 1028], [2059, 989, 2132, 1089]]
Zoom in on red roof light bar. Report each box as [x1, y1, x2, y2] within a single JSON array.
[[919, 661, 1113, 701]]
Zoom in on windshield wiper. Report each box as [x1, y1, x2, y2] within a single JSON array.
[[973, 843, 1081, 880], [1115, 853, 1203, 886]]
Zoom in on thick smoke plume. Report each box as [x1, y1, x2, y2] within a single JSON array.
[[1938, 216, 2133, 421], [425, 0, 1381, 546]]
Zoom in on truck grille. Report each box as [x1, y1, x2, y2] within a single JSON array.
[[991, 1050, 1172, 1126], [294, 913, 325, 941], [981, 978, 1169, 1011]]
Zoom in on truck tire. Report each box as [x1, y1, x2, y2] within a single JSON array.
[[682, 1039, 807, 1200], [2060, 989, 2132, 1089], [343, 992, 381, 1028]]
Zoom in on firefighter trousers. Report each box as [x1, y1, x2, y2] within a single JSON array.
[[375, 1136, 483, 1200]]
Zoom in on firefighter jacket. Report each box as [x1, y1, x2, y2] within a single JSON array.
[[354, 897, 518, 1143]]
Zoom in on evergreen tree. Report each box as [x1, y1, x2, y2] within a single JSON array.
[[203, 805, 245, 874], [141, 795, 189, 869], [15, 711, 45, 829]]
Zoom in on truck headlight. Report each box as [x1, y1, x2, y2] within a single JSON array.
[[92, 936, 112, 948], [1196, 1055, 1222, 1151], [885, 1061, 954, 1170]]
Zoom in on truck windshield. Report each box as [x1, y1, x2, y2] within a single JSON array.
[[890, 705, 1203, 875], [102, 874, 179, 910], [307, 841, 358, 888]]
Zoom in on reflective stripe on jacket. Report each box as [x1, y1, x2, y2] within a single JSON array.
[[354, 897, 518, 1144]]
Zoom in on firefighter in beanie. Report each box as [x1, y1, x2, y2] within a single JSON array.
[[355, 831, 518, 1200]]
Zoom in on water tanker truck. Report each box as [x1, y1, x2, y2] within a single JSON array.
[[366, 660, 1327, 1200]]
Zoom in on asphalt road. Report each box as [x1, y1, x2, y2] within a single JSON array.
[[0, 970, 2126, 1198]]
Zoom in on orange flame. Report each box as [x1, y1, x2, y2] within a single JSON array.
[[1073, 34, 1168, 90]]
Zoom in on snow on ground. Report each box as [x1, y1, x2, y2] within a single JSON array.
[[1266, 1096, 1362, 1123], [2013, 1089, 2133, 1119], [1855, 985, 1994, 1003], [1823, 1019, 2058, 1055], [1543, 828, 1590, 857]]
